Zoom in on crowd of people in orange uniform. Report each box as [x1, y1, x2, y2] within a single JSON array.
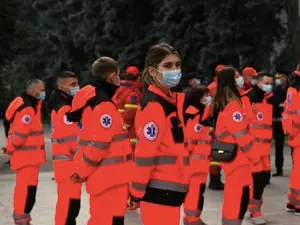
[[3, 42, 300, 225]]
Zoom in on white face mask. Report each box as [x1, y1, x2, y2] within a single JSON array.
[[236, 76, 244, 88], [275, 79, 281, 86], [251, 79, 257, 86], [261, 84, 273, 94], [155, 69, 182, 88]]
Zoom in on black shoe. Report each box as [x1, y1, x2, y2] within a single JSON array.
[[272, 171, 283, 177], [209, 174, 224, 190]]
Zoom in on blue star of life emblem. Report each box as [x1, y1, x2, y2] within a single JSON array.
[[233, 111, 242, 122], [22, 115, 31, 124], [143, 122, 158, 141], [100, 114, 112, 128], [194, 123, 202, 132], [257, 112, 263, 121]]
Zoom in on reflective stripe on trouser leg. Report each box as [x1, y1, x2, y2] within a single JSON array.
[[55, 180, 81, 225], [88, 184, 128, 225], [13, 166, 39, 223]]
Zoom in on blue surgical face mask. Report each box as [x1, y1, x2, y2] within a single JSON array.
[[155, 69, 182, 88], [69, 86, 80, 96], [251, 79, 257, 86], [236, 76, 244, 88], [262, 84, 272, 94], [205, 96, 212, 105], [275, 79, 281, 86], [195, 79, 201, 86], [38, 91, 46, 101]]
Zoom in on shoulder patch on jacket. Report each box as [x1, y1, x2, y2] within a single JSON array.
[[5, 97, 24, 121], [71, 85, 96, 112]]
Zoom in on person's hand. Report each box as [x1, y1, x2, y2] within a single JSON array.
[[1, 147, 7, 154], [127, 196, 140, 210], [70, 172, 86, 183]]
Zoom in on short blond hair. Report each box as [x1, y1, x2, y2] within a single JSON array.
[[92, 57, 119, 78]]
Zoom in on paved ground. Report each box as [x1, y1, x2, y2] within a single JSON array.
[[0, 122, 299, 225]]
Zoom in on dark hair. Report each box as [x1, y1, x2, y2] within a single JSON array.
[[211, 67, 241, 113], [92, 57, 119, 78], [142, 43, 179, 88], [290, 70, 300, 88], [185, 86, 209, 108], [257, 71, 272, 81]]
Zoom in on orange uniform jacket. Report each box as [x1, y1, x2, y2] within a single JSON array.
[[212, 100, 259, 174], [185, 106, 211, 178], [130, 85, 189, 206], [66, 81, 134, 196], [242, 88, 273, 156], [48, 90, 80, 182], [113, 80, 142, 142], [5, 94, 46, 171], [282, 87, 300, 147]]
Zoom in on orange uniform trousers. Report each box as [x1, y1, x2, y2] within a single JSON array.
[[248, 155, 270, 217], [13, 166, 39, 225], [88, 184, 128, 225], [222, 165, 251, 225], [140, 201, 181, 225], [183, 173, 207, 225], [288, 146, 300, 210], [55, 180, 81, 225]]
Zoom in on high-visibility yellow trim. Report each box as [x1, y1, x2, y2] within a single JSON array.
[[124, 124, 131, 128], [124, 104, 138, 109], [119, 109, 125, 113], [130, 139, 136, 143], [210, 161, 221, 166]]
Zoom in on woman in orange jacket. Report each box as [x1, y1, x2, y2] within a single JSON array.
[[129, 43, 189, 225], [183, 86, 212, 225], [209, 67, 261, 225]]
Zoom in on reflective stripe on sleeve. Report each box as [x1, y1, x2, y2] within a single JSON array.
[[190, 154, 208, 159], [82, 153, 99, 167], [16, 146, 40, 151], [253, 138, 272, 144], [250, 124, 272, 129], [82, 153, 132, 167], [188, 139, 211, 145], [215, 131, 230, 139], [13, 132, 27, 138], [240, 142, 253, 151], [232, 129, 248, 138], [118, 109, 125, 113], [147, 180, 188, 192], [51, 135, 78, 144], [91, 133, 129, 150], [29, 130, 44, 136], [79, 140, 90, 147], [52, 155, 73, 161], [288, 110, 300, 115], [124, 104, 138, 109], [135, 156, 189, 166]]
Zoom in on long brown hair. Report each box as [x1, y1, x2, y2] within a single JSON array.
[[210, 67, 241, 114], [142, 43, 179, 92]]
